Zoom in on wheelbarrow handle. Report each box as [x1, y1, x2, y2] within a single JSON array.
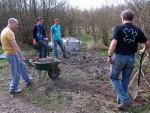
[[24, 59, 36, 68]]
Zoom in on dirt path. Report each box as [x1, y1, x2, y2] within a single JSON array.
[[0, 51, 149, 113]]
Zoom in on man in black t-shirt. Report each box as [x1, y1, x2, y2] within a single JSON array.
[[108, 9, 149, 110]]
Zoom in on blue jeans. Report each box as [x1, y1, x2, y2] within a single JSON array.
[[6, 54, 30, 92], [38, 40, 48, 58], [53, 40, 67, 58], [109, 54, 135, 104]]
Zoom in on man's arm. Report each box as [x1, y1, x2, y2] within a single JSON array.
[[50, 31, 53, 41], [33, 25, 37, 45], [108, 39, 117, 63], [42, 25, 48, 41], [43, 26, 46, 38], [60, 25, 64, 38], [108, 39, 117, 56], [10, 39, 25, 60], [50, 26, 53, 42]]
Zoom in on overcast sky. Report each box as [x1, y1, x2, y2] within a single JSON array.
[[67, 0, 125, 10]]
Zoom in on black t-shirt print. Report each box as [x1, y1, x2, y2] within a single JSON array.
[[112, 23, 147, 55], [123, 28, 137, 43]]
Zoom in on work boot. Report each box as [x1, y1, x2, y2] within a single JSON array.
[[9, 89, 22, 95], [26, 81, 33, 87], [63, 54, 69, 59], [117, 95, 121, 104], [117, 101, 132, 110], [117, 98, 121, 104]]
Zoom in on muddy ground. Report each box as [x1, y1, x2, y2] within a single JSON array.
[[0, 50, 150, 113]]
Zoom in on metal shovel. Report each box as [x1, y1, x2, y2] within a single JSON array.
[[132, 52, 145, 100]]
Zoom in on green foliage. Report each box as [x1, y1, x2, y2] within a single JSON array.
[[0, 60, 7, 68], [0, 85, 5, 93], [96, 50, 108, 57], [0, 46, 3, 54], [31, 93, 68, 111], [102, 36, 111, 46], [80, 33, 94, 51], [22, 48, 37, 57], [129, 104, 150, 113], [80, 33, 93, 43]]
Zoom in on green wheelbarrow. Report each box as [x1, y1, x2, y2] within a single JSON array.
[[26, 58, 61, 80]]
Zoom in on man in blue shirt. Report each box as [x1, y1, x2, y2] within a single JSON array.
[[33, 17, 48, 58], [108, 9, 149, 110], [50, 18, 67, 58]]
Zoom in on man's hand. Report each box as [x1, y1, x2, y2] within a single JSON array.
[[107, 56, 113, 64], [33, 39, 37, 45], [139, 40, 150, 54], [18, 55, 25, 61], [45, 38, 49, 41], [139, 48, 145, 54]]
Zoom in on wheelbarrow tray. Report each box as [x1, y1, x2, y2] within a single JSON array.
[[27, 60, 61, 70], [34, 62, 60, 70], [26, 59, 61, 80]]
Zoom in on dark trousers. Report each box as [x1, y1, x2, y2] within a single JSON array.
[[38, 40, 48, 58]]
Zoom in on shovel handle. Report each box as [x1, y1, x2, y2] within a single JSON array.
[[137, 52, 145, 87]]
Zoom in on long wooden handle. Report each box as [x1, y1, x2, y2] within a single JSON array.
[[138, 52, 145, 87]]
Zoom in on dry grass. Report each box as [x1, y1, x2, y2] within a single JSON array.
[[87, 40, 108, 51]]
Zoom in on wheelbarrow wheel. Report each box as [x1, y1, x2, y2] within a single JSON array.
[[48, 66, 60, 80]]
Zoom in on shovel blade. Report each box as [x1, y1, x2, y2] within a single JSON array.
[[131, 85, 141, 100]]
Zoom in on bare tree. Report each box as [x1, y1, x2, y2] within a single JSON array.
[[0, 0, 149, 46]]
